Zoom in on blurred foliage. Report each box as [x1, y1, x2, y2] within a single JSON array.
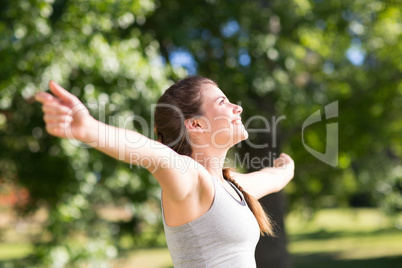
[[0, 0, 401, 266], [0, 0, 183, 266], [143, 0, 401, 216]]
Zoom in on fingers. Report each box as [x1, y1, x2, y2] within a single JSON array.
[[35, 92, 54, 104], [278, 153, 291, 161], [274, 153, 294, 168], [43, 114, 73, 124], [41, 111, 73, 139], [35, 81, 84, 139], [45, 122, 69, 137], [40, 99, 73, 135], [42, 103, 71, 115], [274, 157, 285, 168], [49, 81, 78, 105], [36, 81, 79, 107], [275, 153, 287, 161]]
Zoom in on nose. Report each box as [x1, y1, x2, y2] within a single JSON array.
[[234, 104, 243, 114]]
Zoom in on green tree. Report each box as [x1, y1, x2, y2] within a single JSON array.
[[1, 0, 400, 267], [144, 0, 401, 266], [0, 0, 183, 266]]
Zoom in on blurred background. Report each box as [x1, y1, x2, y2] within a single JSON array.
[[0, 0, 401, 267]]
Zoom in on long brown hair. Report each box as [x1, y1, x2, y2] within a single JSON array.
[[154, 76, 275, 236], [223, 167, 275, 236]]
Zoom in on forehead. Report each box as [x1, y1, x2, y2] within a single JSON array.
[[201, 83, 225, 101]]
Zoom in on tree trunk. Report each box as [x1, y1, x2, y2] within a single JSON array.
[[238, 139, 292, 268], [238, 96, 291, 268], [255, 191, 292, 268]]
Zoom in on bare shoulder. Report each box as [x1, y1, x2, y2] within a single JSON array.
[[157, 157, 215, 227], [150, 154, 212, 201]]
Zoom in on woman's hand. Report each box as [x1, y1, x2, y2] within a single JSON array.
[[274, 153, 295, 180], [35, 81, 95, 142], [229, 153, 295, 198]]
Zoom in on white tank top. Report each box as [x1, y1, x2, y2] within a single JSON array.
[[162, 175, 260, 268]]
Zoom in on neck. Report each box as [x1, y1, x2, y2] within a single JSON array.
[[191, 147, 229, 182]]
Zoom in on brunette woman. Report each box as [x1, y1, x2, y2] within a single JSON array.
[[35, 76, 294, 267]]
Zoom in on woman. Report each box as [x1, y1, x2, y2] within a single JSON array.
[[35, 76, 294, 267]]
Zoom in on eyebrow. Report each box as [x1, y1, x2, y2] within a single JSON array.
[[215, 96, 227, 101]]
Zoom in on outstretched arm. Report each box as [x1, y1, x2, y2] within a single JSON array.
[[35, 81, 158, 166], [230, 153, 295, 199], [35, 81, 200, 201]]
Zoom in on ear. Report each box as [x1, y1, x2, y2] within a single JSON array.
[[185, 118, 205, 133]]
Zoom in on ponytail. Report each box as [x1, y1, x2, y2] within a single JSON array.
[[222, 168, 276, 237]]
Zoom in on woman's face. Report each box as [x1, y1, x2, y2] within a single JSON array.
[[198, 83, 249, 149]]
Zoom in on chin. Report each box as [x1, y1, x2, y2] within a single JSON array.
[[240, 128, 249, 141], [233, 130, 249, 145], [215, 129, 249, 148], [243, 128, 249, 139]]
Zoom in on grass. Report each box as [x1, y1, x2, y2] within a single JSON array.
[[291, 253, 402, 268], [286, 208, 402, 267], [112, 208, 402, 267], [113, 248, 173, 268], [0, 208, 401, 267], [0, 243, 33, 261]]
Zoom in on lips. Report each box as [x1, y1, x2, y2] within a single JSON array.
[[232, 118, 242, 125]]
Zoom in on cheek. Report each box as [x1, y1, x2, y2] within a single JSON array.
[[212, 118, 231, 132], [207, 119, 230, 141]]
